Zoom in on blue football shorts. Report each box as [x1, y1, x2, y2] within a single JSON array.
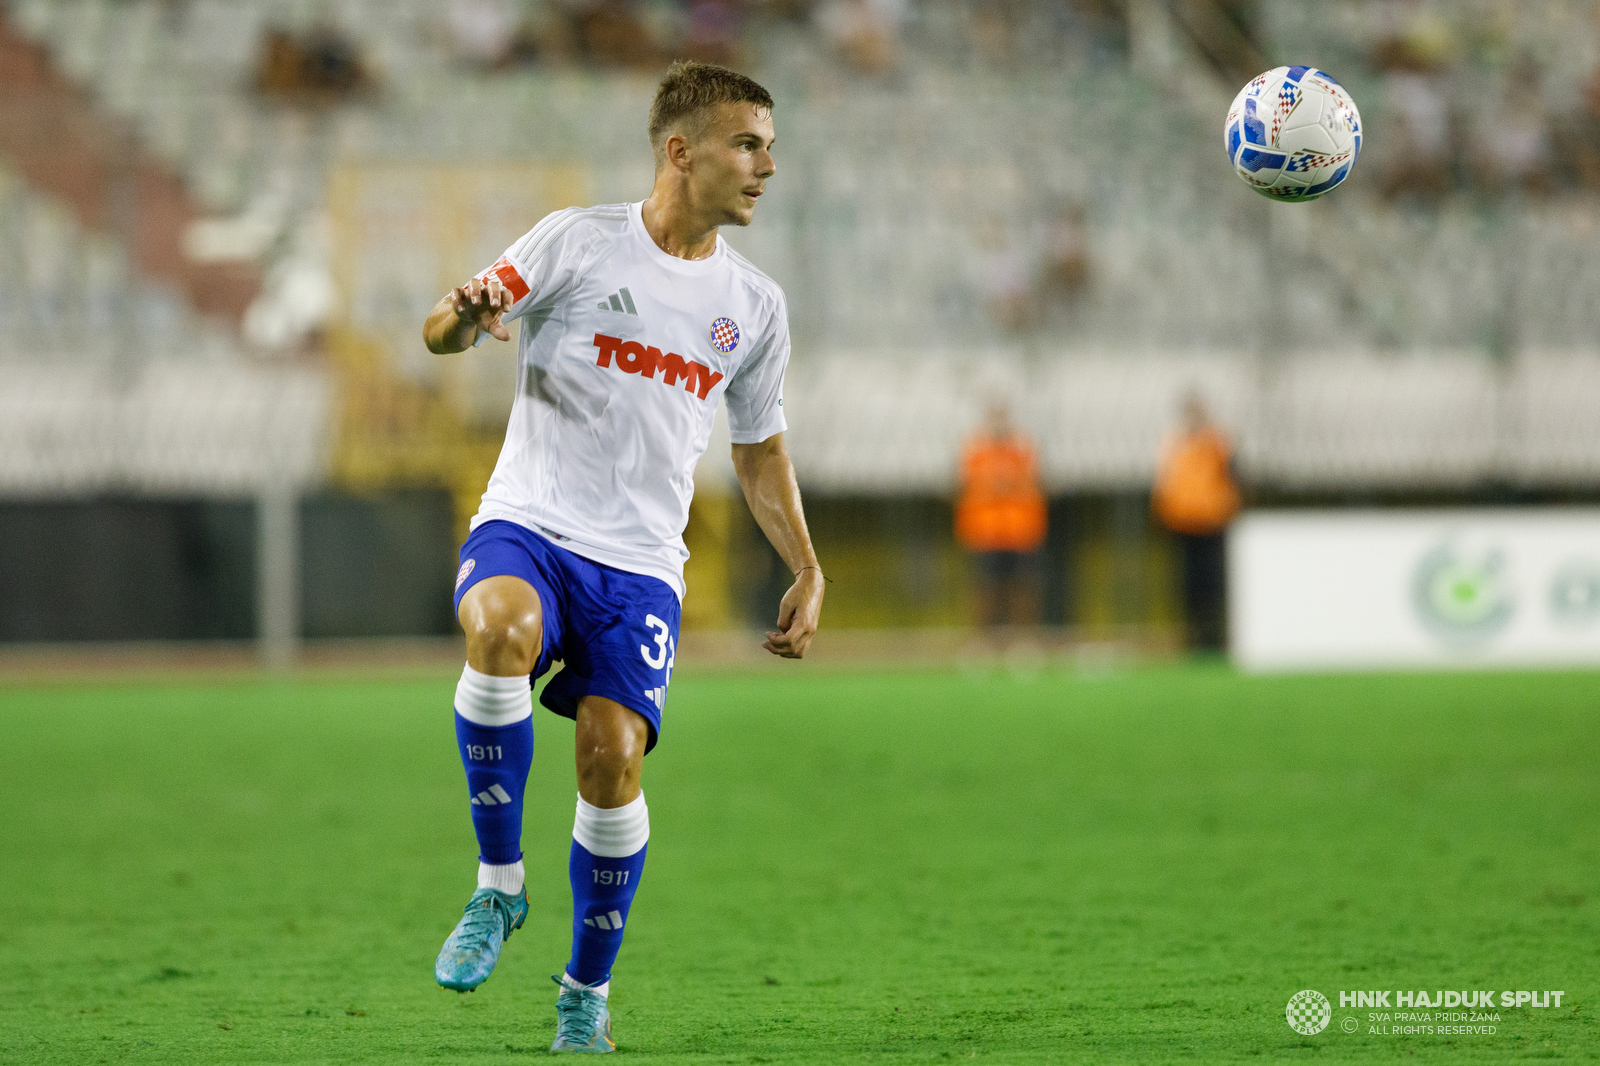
[[453, 520, 679, 752]]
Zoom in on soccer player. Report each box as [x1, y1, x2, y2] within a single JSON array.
[[420, 62, 823, 1053]]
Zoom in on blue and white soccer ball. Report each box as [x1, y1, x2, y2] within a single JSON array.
[[1225, 66, 1362, 201]]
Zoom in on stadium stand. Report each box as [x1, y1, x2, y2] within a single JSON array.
[[4, 0, 1600, 501]]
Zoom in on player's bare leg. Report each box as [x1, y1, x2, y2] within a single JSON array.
[[461, 575, 544, 675], [574, 697, 648, 807], [435, 577, 543, 991], [551, 696, 650, 1052]]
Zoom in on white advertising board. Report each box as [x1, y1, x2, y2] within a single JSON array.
[[1230, 509, 1600, 671]]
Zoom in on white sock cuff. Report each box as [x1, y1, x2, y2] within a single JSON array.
[[559, 972, 610, 998], [478, 860, 524, 894], [455, 664, 533, 726], [572, 792, 649, 857]]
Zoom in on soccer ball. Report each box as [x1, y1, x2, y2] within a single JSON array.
[[1224, 66, 1362, 200]]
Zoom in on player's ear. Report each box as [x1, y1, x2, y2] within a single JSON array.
[[665, 131, 692, 173]]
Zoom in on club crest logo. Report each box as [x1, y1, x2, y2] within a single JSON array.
[[710, 316, 740, 353], [455, 559, 475, 590], [1411, 537, 1514, 645], [1286, 990, 1331, 1035]]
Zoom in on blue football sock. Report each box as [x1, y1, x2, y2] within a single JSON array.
[[453, 665, 534, 868], [566, 793, 649, 987]]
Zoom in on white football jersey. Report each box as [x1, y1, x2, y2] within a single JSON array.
[[470, 201, 789, 598]]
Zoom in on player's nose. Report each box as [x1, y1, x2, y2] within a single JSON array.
[[756, 150, 775, 179]]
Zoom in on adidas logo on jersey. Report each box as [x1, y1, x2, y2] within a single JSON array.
[[642, 685, 666, 711], [583, 910, 625, 931], [470, 784, 514, 806], [593, 333, 724, 401], [597, 287, 638, 315]]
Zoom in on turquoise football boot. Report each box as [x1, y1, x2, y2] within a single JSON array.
[[434, 886, 528, 991], [549, 974, 615, 1053]]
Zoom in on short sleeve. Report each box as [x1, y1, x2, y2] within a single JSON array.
[[723, 291, 790, 444], [473, 208, 588, 323]]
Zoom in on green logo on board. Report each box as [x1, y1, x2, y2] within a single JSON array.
[[1411, 539, 1514, 644], [1549, 561, 1600, 628]]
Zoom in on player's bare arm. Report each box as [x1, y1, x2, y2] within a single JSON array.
[[423, 274, 514, 354], [732, 433, 823, 659]]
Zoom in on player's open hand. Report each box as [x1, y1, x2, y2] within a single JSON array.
[[764, 567, 824, 659], [450, 275, 514, 342]]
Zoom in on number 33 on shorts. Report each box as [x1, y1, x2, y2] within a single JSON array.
[[639, 613, 675, 711]]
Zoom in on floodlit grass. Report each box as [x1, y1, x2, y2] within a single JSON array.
[[1, 663, 1597, 1063]]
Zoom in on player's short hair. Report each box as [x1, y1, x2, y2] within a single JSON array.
[[648, 61, 773, 167]]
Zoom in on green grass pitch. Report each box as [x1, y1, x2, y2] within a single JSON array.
[[1, 663, 1596, 1064]]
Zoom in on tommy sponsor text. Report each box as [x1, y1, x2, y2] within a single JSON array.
[[593, 333, 724, 400]]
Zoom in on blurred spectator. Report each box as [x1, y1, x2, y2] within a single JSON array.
[[968, 0, 1019, 69], [968, 215, 1033, 333], [257, 29, 304, 96], [1039, 202, 1090, 304], [956, 402, 1048, 640], [302, 23, 370, 93], [578, 0, 663, 70], [256, 24, 374, 103], [683, 0, 745, 65], [1382, 71, 1453, 197], [1467, 57, 1553, 195], [815, 0, 904, 77], [1372, 31, 1455, 199], [1069, 0, 1129, 64], [1152, 392, 1239, 653], [447, 0, 518, 69], [243, 253, 337, 354], [518, 0, 584, 64], [242, 213, 336, 354], [1558, 70, 1600, 191]]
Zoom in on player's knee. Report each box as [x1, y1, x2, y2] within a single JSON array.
[[460, 585, 543, 673], [577, 734, 643, 777], [575, 707, 648, 803], [467, 620, 538, 672], [576, 750, 642, 808]]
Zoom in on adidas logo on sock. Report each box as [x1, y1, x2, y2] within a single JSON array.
[[583, 910, 625, 931], [597, 287, 638, 315], [470, 784, 514, 806], [642, 685, 666, 712]]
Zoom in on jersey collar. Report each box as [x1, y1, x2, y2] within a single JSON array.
[[628, 201, 726, 275]]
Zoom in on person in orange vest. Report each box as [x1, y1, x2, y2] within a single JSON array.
[[1152, 392, 1241, 652], [956, 402, 1048, 640]]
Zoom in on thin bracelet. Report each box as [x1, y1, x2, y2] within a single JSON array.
[[795, 565, 830, 583]]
